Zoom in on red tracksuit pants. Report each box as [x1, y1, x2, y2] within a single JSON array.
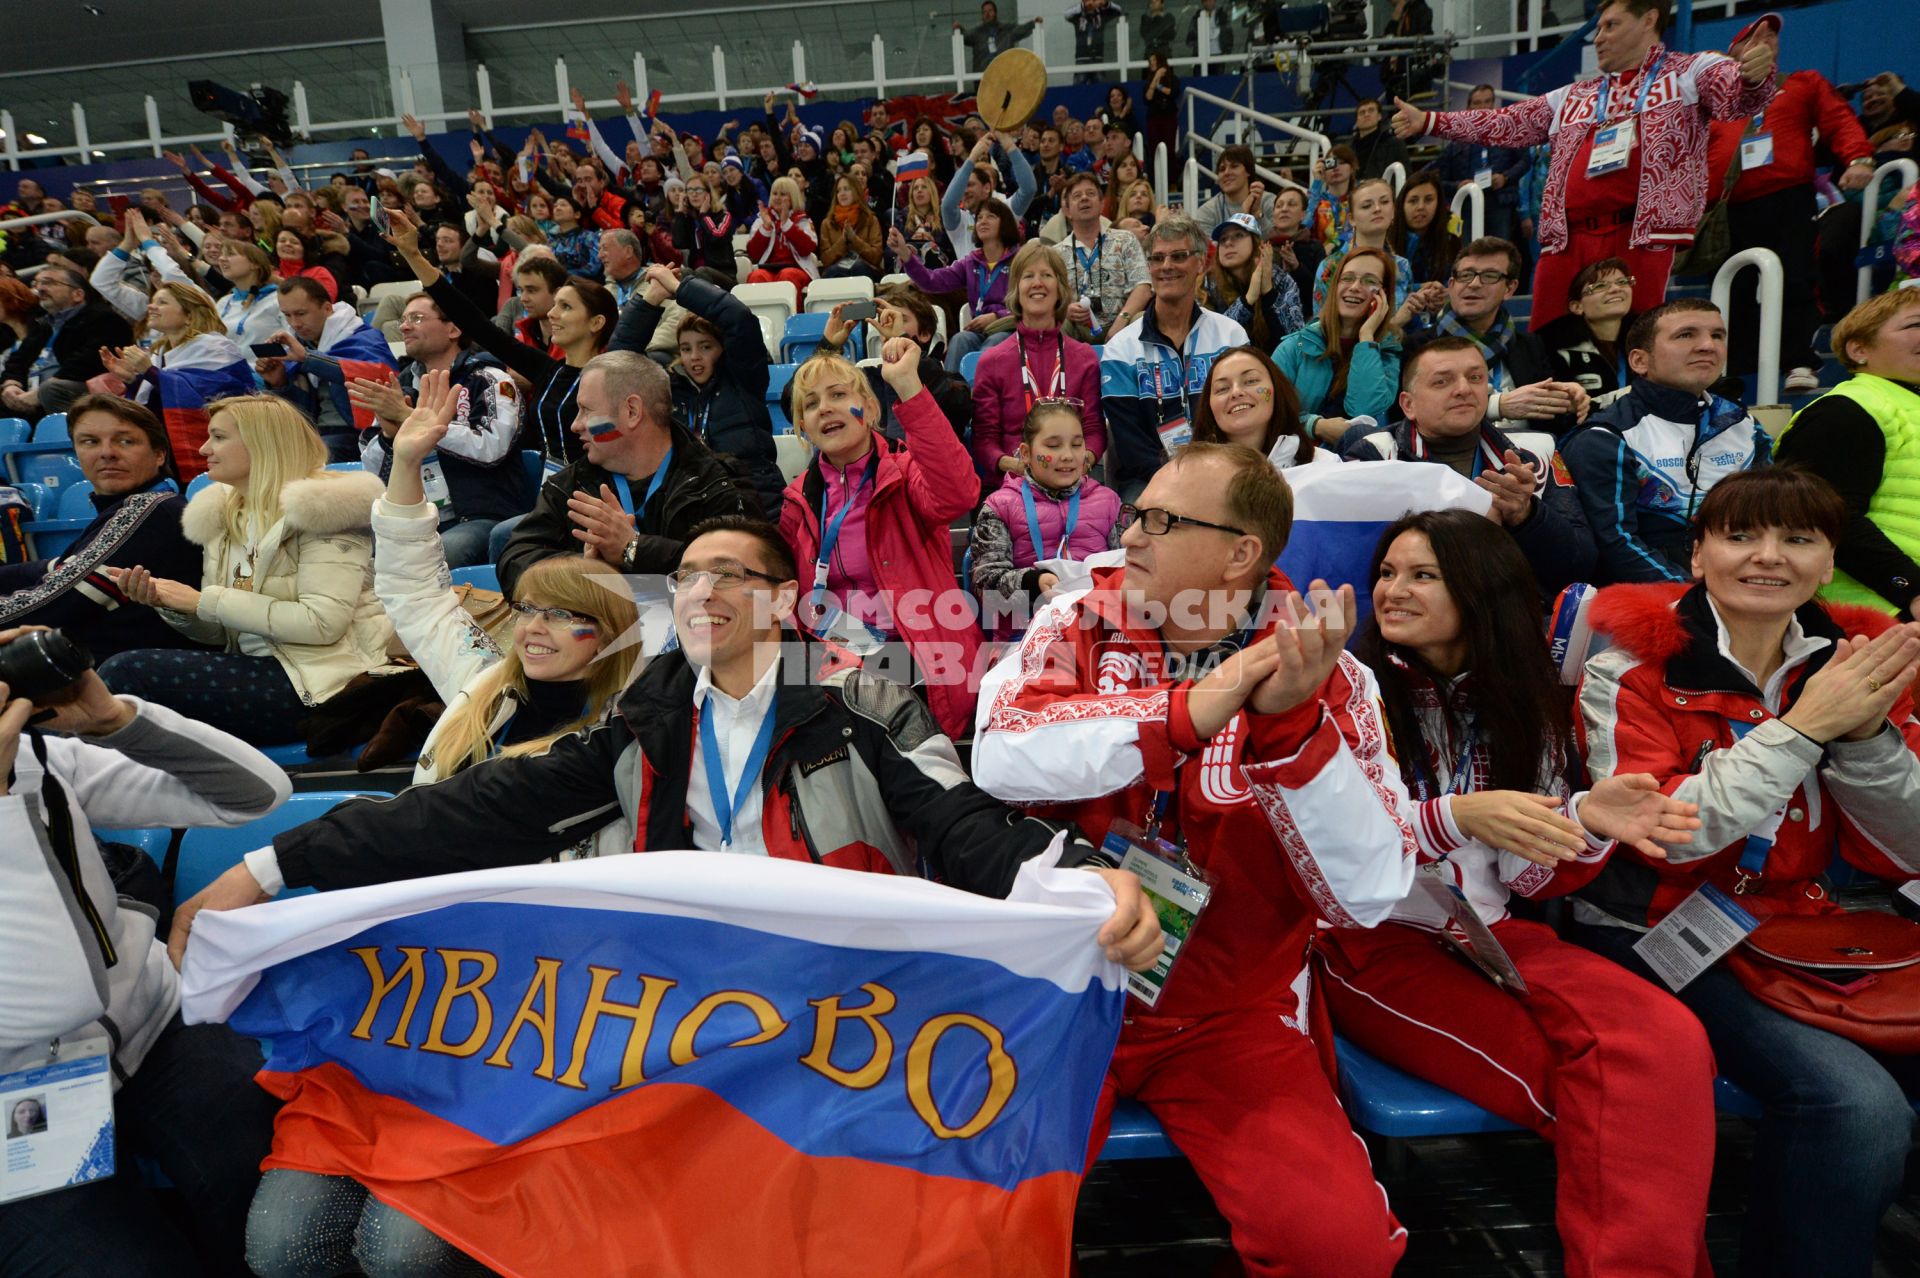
[[1319, 918, 1718, 1278], [1081, 998, 1406, 1278]]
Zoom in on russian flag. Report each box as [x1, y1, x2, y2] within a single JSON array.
[[143, 336, 255, 481], [1275, 459, 1492, 627], [787, 80, 819, 100], [895, 150, 932, 182], [181, 848, 1124, 1278]]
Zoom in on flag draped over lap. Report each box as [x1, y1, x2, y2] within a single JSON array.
[[1275, 460, 1494, 624], [181, 848, 1125, 1278]]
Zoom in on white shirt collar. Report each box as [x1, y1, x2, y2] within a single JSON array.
[[692, 653, 784, 714], [1705, 596, 1830, 709]]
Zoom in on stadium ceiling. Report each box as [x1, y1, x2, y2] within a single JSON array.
[[1, 0, 698, 76]]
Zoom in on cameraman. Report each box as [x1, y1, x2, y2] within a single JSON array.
[[0, 628, 290, 1277]]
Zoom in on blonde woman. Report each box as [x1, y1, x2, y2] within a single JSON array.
[[744, 175, 819, 297], [98, 282, 254, 479], [375, 372, 640, 819], [102, 395, 392, 744], [970, 239, 1106, 476], [213, 241, 284, 347], [891, 174, 953, 270]]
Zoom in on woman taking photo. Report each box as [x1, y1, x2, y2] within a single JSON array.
[[99, 395, 391, 745], [213, 241, 284, 348], [893, 175, 954, 271], [673, 176, 739, 283], [1572, 467, 1920, 1278], [1323, 507, 1717, 1278], [372, 369, 639, 806], [98, 282, 254, 478], [1190, 344, 1330, 470], [1311, 177, 1411, 309], [1539, 257, 1637, 408], [1199, 213, 1306, 351], [1392, 169, 1459, 287], [780, 340, 981, 739], [384, 204, 619, 465], [1274, 247, 1403, 446], [970, 240, 1105, 480], [546, 194, 602, 279], [818, 174, 885, 281], [1304, 144, 1358, 250], [892, 196, 1019, 373]]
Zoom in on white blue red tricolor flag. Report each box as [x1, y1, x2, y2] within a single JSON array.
[[1276, 459, 1493, 625], [181, 849, 1124, 1277], [143, 337, 254, 481]]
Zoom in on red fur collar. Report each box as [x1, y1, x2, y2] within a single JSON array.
[[1587, 582, 1899, 665]]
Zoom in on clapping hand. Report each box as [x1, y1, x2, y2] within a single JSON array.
[[1577, 774, 1700, 860], [1247, 582, 1356, 717], [568, 485, 638, 564], [107, 565, 200, 613], [1782, 624, 1920, 743], [347, 375, 412, 430], [1475, 449, 1537, 527]]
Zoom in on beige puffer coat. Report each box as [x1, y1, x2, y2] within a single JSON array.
[[166, 471, 394, 705]]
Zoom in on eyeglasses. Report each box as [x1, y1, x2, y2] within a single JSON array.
[[509, 601, 600, 629], [1582, 275, 1636, 294], [1451, 269, 1515, 286], [1117, 504, 1246, 537], [666, 563, 786, 594], [1147, 250, 1199, 267], [1340, 274, 1385, 292], [1031, 395, 1088, 410]]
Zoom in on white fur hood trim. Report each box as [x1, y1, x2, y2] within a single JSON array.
[[182, 470, 383, 546]]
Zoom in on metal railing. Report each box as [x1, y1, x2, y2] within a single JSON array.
[[1858, 158, 1919, 304], [1181, 83, 1332, 207], [1450, 182, 1485, 243], [1712, 247, 1784, 406]]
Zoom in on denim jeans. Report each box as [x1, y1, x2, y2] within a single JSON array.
[[0, 1018, 277, 1277], [486, 513, 527, 567], [1572, 920, 1919, 1278], [438, 517, 499, 570]]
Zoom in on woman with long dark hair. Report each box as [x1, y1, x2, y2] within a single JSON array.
[[1391, 168, 1459, 286], [1273, 246, 1403, 445], [1323, 507, 1718, 1278], [1189, 345, 1329, 470]]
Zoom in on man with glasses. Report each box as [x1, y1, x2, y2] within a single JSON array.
[[175, 517, 1163, 977], [1561, 298, 1771, 583], [497, 349, 756, 595], [974, 441, 1415, 1278], [1099, 217, 1249, 502], [347, 294, 524, 568], [1399, 238, 1590, 436], [1343, 336, 1598, 597]]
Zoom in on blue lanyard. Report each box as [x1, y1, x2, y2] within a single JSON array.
[[1413, 718, 1480, 802], [1724, 717, 1781, 879], [1073, 234, 1104, 282], [813, 453, 877, 593], [973, 255, 1008, 305], [612, 446, 674, 521], [1594, 53, 1666, 123], [1019, 479, 1081, 561], [699, 692, 778, 848], [693, 396, 714, 442], [536, 373, 578, 457]]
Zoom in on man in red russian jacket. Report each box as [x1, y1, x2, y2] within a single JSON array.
[[973, 442, 1418, 1277], [1390, 0, 1777, 331]]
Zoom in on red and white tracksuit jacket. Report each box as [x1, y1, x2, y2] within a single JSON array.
[[1316, 660, 1717, 1278], [973, 564, 1416, 1277], [1575, 581, 1920, 929], [1422, 44, 1774, 254]]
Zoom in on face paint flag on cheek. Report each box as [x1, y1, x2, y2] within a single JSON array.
[[585, 416, 624, 442], [849, 405, 865, 422], [567, 625, 599, 641]]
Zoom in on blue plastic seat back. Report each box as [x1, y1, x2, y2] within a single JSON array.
[[450, 564, 499, 592], [174, 791, 384, 905]]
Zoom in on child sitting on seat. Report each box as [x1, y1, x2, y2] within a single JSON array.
[[968, 400, 1122, 635]]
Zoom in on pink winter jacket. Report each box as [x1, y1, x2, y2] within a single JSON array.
[[780, 387, 982, 738], [970, 323, 1106, 475], [1423, 44, 1774, 252]]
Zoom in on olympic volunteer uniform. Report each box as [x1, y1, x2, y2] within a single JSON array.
[[973, 564, 1416, 1277], [1098, 305, 1249, 501], [1318, 657, 1718, 1278]]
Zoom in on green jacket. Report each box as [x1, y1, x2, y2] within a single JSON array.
[[1782, 373, 1920, 613]]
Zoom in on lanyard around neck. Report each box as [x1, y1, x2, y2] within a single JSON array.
[[699, 692, 778, 848], [1020, 479, 1081, 561], [1594, 52, 1666, 122], [612, 446, 674, 520], [812, 452, 878, 594], [1018, 331, 1067, 410]]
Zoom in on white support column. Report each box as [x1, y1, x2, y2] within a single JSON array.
[[144, 95, 164, 158], [1032, 16, 1048, 78], [554, 57, 570, 118], [952, 27, 967, 92], [635, 53, 652, 113], [792, 42, 807, 94], [1197, 13, 1212, 75], [71, 103, 90, 158], [1153, 142, 1168, 206], [1116, 17, 1131, 80], [872, 34, 887, 100], [291, 82, 312, 138], [1526, 0, 1544, 51], [380, 0, 461, 124], [1184, 156, 1199, 210], [712, 47, 729, 111], [477, 64, 495, 127], [1134, 130, 1145, 161], [399, 68, 418, 118], [1, 111, 19, 172]]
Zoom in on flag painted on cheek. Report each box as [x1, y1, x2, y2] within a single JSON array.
[[1275, 460, 1493, 628], [180, 850, 1124, 1278]]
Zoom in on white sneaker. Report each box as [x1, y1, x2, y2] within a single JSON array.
[[1784, 367, 1820, 394]]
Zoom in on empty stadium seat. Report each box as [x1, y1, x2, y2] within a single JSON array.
[[774, 434, 811, 483], [732, 282, 800, 360], [93, 825, 172, 869], [766, 364, 799, 434], [520, 450, 543, 498], [779, 312, 832, 364], [186, 473, 214, 498], [960, 351, 982, 385], [803, 275, 874, 315], [23, 478, 98, 559], [31, 416, 69, 443], [13, 455, 82, 492], [0, 418, 29, 447], [450, 564, 499, 592], [173, 790, 384, 904], [14, 483, 47, 517]]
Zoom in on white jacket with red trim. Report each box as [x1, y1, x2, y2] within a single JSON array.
[[973, 565, 1419, 1022]]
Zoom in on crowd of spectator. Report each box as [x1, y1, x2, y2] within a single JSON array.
[[4, 0, 1920, 1274]]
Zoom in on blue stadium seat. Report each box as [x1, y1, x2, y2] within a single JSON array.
[[31, 416, 70, 443], [0, 419, 30, 447], [23, 480, 97, 559], [779, 313, 831, 363], [767, 363, 799, 401], [15, 483, 48, 517], [520, 450, 543, 498], [1334, 1037, 1526, 1137], [173, 791, 383, 904], [12, 455, 82, 492], [55, 482, 96, 518], [323, 461, 363, 472], [186, 473, 214, 498], [1099, 1099, 1182, 1160], [450, 564, 499, 592], [960, 351, 981, 385]]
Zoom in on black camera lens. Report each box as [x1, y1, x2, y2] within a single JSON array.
[[0, 631, 95, 704]]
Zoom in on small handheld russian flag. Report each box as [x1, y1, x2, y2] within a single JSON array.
[[644, 88, 663, 119], [565, 110, 590, 144], [786, 80, 819, 100], [895, 150, 932, 182]]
